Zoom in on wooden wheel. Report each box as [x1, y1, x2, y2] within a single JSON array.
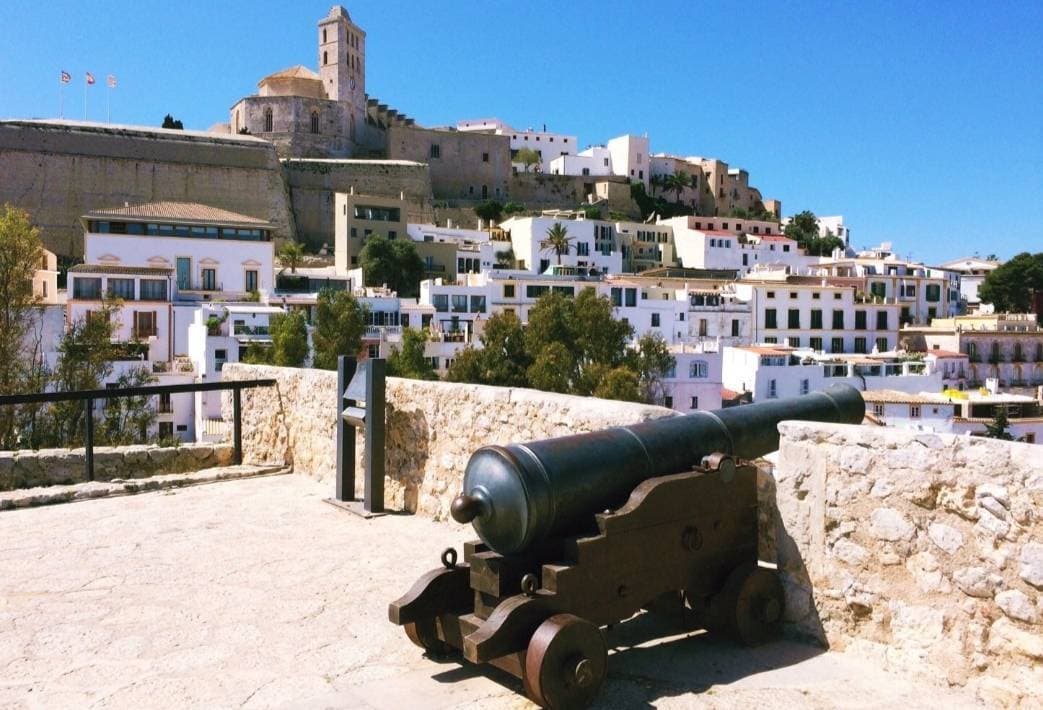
[[706, 563, 784, 646], [404, 618, 451, 656], [524, 614, 607, 710]]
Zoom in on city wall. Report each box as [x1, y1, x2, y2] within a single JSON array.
[[220, 364, 676, 519], [0, 121, 296, 256], [0, 442, 234, 491], [771, 421, 1043, 705], [281, 158, 434, 251]]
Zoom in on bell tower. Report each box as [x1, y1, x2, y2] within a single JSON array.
[[318, 6, 365, 111]]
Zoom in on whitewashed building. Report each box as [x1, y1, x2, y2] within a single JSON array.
[[936, 256, 1001, 312], [456, 118, 578, 174], [499, 216, 623, 276]]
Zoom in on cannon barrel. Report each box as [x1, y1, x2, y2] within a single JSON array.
[[451, 383, 865, 555]]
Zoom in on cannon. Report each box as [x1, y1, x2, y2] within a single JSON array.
[[390, 384, 864, 709]]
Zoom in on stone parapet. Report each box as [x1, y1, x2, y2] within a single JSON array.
[[772, 421, 1043, 704], [0, 443, 234, 491], [221, 364, 677, 519]]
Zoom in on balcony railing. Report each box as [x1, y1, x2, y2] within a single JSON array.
[[179, 281, 224, 292], [364, 325, 403, 339], [233, 324, 271, 337]]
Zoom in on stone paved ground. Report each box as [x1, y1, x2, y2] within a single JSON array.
[[0, 475, 983, 709]]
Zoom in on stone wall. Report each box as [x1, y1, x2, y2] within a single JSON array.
[[0, 120, 296, 256], [221, 364, 677, 518], [281, 158, 434, 250], [771, 422, 1043, 704], [0, 443, 234, 491], [386, 125, 512, 201]]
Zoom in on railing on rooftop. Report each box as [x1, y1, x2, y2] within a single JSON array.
[[0, 379, 275, 481]]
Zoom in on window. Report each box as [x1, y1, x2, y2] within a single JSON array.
[[133, 311, 157, 338], [469, 296, 486, 313], [926, 284, 941, 302], [812, 292, 821, 300], [832, 310, 844, 329], [690, 396, 699, 410], [263, 108, 273, 132], [834, 293, 842, 300], [766, 291, 775, 299], [651, 313, 661, 327], [245, 270, 258, 292], [876, 337, 889, 352], [765, 308, 777, 329], [689, 360, 708, 378], [503, 284, 515, 298], [107, 278, 135, 300], [855, 310, 867, 330], [910, 405, 921, 418], [788, 336, 801, 347], [310, 111, 320, 134], [482, 152, 489, 162], [429, 144, 440, 159], [763, 337, 778, 344], [831, 337, 844, 353], [368, 344, 379, 358], [873, 404, 884, 417], [810, 337, 823, 351], [158, 422, 173, 438], [138, 278, 166, 301], [788, 309, 800, 329], [698, 318, 708, 337], [73, 277, 102, 299], [810, 310, 822, 329], [625, 288, 637, 307], [768, 379, 777, 399], [870, 282, 886, 299], [800, 379, 810, 395], [201, 268, 217, 290], [790, 292, 798, 299], [664, 396, 673, 408], [214, 348, 227, 371], [451, 295, 467, 313], [876, 311, 888, 330], [432, 295, 448, 311], [323, 50, 328, 65], [731, 319, 740, 337], [610, 287, 621, 307], [902, 284, 916, 298]]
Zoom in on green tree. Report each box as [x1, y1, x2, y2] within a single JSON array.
[[0, 205, 44, 446], [446, 311, 529, 387], [784, 210, 844, 257], [526, 342, 574, 394], [161, 114, 184, 129], [593, 367, 641, 402], [514, 147, 541, 173], [387, 327, 437, 380], [98, 367, 157, 446], [269, 310, 309, 366], [502, 201, 526, 216], [473, 200, 504, 227], [984, 406, 1014, 441], [649, 173, 667, 197], [49, 302, 122, 445], [540, 222, 574, 266], [631, 332, 676, 405], [278, 241, 305, 274], [978, 252, 1043, 314], [359, 235, 425, 298], [312, 288, 367, 370], [665, 171, 692, 203]]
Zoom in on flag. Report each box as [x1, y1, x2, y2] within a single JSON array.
[[60, 70, 71, 84], [106, 74, 117, 88], [86, 72, 95, 85]]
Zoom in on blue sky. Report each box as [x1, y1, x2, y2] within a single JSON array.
[[2, 0, 1040, 264]]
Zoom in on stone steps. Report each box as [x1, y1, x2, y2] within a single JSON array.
[[0, 463, 289, 511]]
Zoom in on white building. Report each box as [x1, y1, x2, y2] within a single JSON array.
[[781, 214, 852, 246], [33, 248, 61, 305], [936, 256, 1001, 313], [456, 118, 578, 174], [662, 344, 724, 413], [548, 134, 650, 189], [499, 216, 623, 276], [662, 216, 817, 276], [721, 346, 944, 402]]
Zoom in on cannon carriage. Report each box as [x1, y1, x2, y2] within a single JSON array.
[[390, 385, 864, 709]]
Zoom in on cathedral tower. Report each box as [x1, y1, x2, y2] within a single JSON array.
[[318, 6, 365, 109]]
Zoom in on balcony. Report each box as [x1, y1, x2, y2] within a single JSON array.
[[233, 324, 271, 340], [364, 325, 403, 340], [152, 358, 195, 375], [178, 281, 224, 293]]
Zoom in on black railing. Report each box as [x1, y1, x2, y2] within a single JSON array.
[[0, 379, 276, 481]]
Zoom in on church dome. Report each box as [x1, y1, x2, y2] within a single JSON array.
[[257, 65, 325, 100]]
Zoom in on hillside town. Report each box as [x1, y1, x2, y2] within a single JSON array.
[[3, 5, 1040, 449]]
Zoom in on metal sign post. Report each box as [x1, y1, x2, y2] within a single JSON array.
[[328, 356, 387, 517]]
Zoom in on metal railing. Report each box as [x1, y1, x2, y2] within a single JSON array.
[[0, 379, 275, 481]]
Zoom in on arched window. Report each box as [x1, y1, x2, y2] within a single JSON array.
[[689, 360, 709, 378], [349, 113, 356, 141], [322, 28, 327, 43], [323, 50, 328, 65], [310, 111, 320, 134], [263, 108, 273, 132]]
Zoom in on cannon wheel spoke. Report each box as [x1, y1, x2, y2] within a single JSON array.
[[404, 618, 451, 656], [707, 563, 784, 646]]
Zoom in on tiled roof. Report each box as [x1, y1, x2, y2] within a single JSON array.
[[861, 390, 939, 404], [925, 349, 967, 359], [85, 201, 271, 228], [759, 235, 795, 242], [261, 65, 321, 81], [721, 388, 742, 399], [68, 264, 172, 275], [735, 345, 794, 355]]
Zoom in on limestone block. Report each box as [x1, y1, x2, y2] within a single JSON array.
[[1019, 542, 1043, 589], [976, 483, 1010, 508], [952, 566, 1000, 598], [889, 601, 945, 648], [148, 448, 178, 467], [976, 508, 1011, 539], [995, 589, 1038, 624], [832, 538, 868, 566], [186, 444, 214, 461], [988, 618, 1043, 660], [869, 507, 915, 542], [907, 551, 951, 594], [121, 445, 152, 467], [928, 522, 964, 556]]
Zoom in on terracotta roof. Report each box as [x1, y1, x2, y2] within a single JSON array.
[[261, 65, 321, 82], [721, 388, 742, 399], [925, 349, 967, 359], [694, 230, 735, 237], [759, 235, 795, 242], [735, 345, 793, 356], [69, 264, 172, 275], [85, 201, 271, 228], [861, 390, 942, 405]]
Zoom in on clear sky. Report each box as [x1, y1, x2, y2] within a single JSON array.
[[2, 0, 1040, 265]]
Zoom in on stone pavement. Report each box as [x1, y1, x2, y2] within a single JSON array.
[[0, 475, 982, 709]]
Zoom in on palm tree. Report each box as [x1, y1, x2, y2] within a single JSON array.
[[649, 173, 666, 197], [665, 171, 692, 203], [540, 222, 574, 266], [278, 241, 304, 274]]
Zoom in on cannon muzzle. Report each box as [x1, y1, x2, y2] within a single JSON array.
[[453, 383, 864, 554]]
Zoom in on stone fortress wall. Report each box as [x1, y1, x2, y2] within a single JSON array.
[[0, 121, 297, 256], [223, 363, 1043, 704]]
